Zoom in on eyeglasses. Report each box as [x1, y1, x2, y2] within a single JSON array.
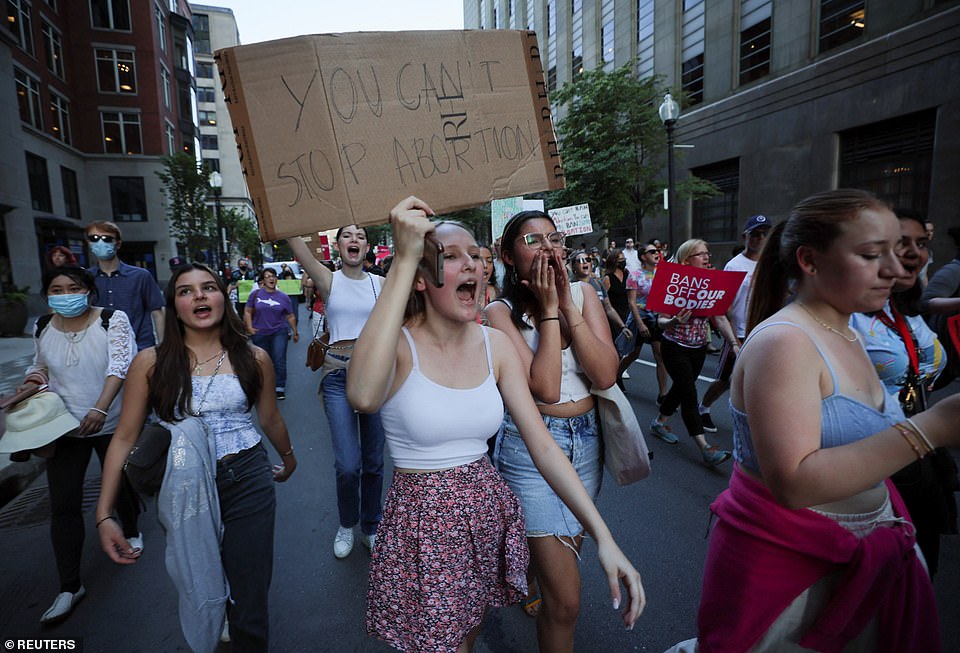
[[573, 257, 590, 264], [517, 231, 566, 250], [689, 251, 711, 258], [87, 234, 116, 243], [642, 249, 659, 255]]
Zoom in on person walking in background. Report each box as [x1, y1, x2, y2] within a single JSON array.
[[46, 245, 78, 270], [479, 244, 500, 303], [686, 189, 959, 652], [920, 225, 960, 389], [18, 266, 141, 625], [622, 238, 641, 274], [486, 210, 630, 651], [289, 228, 385, 560], [96, 263, 295, 652], [851, 207, 956, 577], [697, 215, 771, 432], [86, 221, 164, 350], [616, 243, 669, 399], [244, 268, 298, 400], [602, 249, 632, 346], [648, 239, 739, 468], [570, 250, 623, 332]]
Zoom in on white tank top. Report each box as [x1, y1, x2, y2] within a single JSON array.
[[380, 326, 503, 470], [325, 271, 381, 342]]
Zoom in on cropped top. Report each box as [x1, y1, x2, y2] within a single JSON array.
[[731, 321, 904, 476], [325, 271, 381, 343], [380, 326, 503, 470], [190, 374, 261, 460]]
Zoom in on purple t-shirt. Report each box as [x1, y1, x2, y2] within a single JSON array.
[[248, 288, 293, 335]]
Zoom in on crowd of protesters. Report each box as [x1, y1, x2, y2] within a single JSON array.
[[5, 188, 960, 653]]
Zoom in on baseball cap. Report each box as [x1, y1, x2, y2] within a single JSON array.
[[743, 215, 770, 234]]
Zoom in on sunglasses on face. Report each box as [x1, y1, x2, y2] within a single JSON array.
[[574, 257, 590, 264], [87, 234, 116, 243], [642, 249, 659, 255], [517, 231, 566, 250]]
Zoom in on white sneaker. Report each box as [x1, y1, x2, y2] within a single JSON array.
[[333, 526, 354, 558], [361, 532, 376, 552], [40, 586, 86, 624]]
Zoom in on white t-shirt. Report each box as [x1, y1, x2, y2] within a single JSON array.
[[724, 253, 758, 338], [623, 247, 641, 273]]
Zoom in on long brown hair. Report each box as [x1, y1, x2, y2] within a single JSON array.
[[499, 210, 557, 329], [747, 188, 890, 333], [150, 263, 261, 421]]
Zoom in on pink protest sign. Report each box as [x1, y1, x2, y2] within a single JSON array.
[[645, 261, 746, 317]]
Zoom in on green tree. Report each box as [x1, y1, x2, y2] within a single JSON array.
[[156, 153, 215, 261], [549, 61, 716, 240], [221, 208, 262, 268]]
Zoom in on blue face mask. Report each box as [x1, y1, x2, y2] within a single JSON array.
[[90, 241, 117, 260], [48, 293, 89, 318]]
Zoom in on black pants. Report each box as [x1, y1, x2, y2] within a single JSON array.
[[659, 339, 708, 438], [47, 434, 141, 593]]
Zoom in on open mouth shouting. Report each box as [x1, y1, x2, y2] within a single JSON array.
[[456, 279, 479, 305]]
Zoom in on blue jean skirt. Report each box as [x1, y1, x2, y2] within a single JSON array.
[[495, 408, 602, 538]]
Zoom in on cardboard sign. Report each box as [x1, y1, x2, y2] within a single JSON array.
[[548, 204, 592, 236], [216, 30, 565, 241], [645, 261, 746, 317]]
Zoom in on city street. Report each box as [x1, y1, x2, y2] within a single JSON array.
[[1, 307, 958, 651]]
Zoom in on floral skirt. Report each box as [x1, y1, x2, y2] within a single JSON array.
[[366, 456, 528, 653]]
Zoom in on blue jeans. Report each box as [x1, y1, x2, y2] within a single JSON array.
[[320, 366, 385, 535], [217, 442, 276, 653], [251, 331, 288, 390]]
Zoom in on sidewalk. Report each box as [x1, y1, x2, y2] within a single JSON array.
[[0, 317, 45, 508]]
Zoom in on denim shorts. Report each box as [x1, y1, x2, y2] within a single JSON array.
[[495, 408, 602, 538]]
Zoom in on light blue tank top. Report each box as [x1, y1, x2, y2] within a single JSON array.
[[731, 321, 904, 476]]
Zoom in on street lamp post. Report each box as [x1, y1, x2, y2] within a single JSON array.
[[209, 171, 224, 275], [658, 93, 681, 249]]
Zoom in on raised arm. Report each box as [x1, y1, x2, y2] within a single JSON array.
[[492, 329, 645, 627], [288, 237, 335, 301], [347, 197, 435, 413]]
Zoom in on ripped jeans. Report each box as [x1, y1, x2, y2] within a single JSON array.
[[495, 408, 602, 539]]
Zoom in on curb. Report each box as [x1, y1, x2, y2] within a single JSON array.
[[0, 456, 45, 509]]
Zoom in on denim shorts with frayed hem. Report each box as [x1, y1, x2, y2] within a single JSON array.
[[494, 408, 602, 538]]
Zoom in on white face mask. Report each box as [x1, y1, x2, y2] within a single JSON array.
[[90, 240, 117, 260]]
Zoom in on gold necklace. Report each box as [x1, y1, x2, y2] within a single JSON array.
[[193, 349, 225, 375], [796, 302, 858, 343]]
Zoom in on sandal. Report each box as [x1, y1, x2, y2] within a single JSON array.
[[522, 593, 542, 617]]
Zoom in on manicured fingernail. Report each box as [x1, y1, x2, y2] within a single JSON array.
[[612, 598, 619, 610]]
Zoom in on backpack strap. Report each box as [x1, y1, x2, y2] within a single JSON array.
[[35, 308, 114, 338]]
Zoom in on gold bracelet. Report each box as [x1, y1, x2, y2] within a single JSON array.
[[894, 424, 924, 460], [903, 417, 935, 454], [96, 515, 116, 528], [279, 448, 294, 457]]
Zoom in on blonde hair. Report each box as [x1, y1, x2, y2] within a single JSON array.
[[672, 239, 707, 265]]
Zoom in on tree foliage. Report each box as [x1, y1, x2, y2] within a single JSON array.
[[156, 153, 215, 259], [549, 61, 717, 239], [221, 208, 263, 266]]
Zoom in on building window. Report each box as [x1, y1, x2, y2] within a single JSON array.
[[161, 66, 171, 108], [109, 176, 147, 221], [739, 0, 771, 85], [203, 157, 220, 173], [197, 86, 215, 103], [26, 152, 52, 213], [547, 0, 555, 36], [198, 110, 216, 126], [61, 166, 80, 218], [165, 122, 176, 154], [572, 48, 583, 80], [526, 0, 534, 30], [192, 13, 210, 54], [96, 49, 137, 94], [101, 111, 142, 154], [601, 21, 615, 66], [45, 0, 57, 10], [819, 0, 864, 53], [155, 5, 167, 52], [681, 0, 706, 105], [637, 0, 654, 80], [15, 68, 43, 130], [547, 65, 557, 93], [692, 159, 740, 243], [42, 21, 65, 78], [6, 0, 34, 55], [48, 93, 70, 144], [90, 0, 131, 31], [196, 62, 214, 79], [200, 134, 218, 150], [840, 109, 936, 213]]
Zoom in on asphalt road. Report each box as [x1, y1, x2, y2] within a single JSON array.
[[1, 309, 958, 651]]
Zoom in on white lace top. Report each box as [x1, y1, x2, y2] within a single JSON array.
[[190, 374, 261, 459], [28, 309, 137, 437]]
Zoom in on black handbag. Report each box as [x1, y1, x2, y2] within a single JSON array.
[[123, 424, 171, 497]]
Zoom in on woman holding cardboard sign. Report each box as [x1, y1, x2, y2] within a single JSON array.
[[289, 228, 385, 560], [648, 239, 739, 467]]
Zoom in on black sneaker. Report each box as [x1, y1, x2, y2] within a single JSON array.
[[700, 412, 717, 432], [276, 390, 286, 400]]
